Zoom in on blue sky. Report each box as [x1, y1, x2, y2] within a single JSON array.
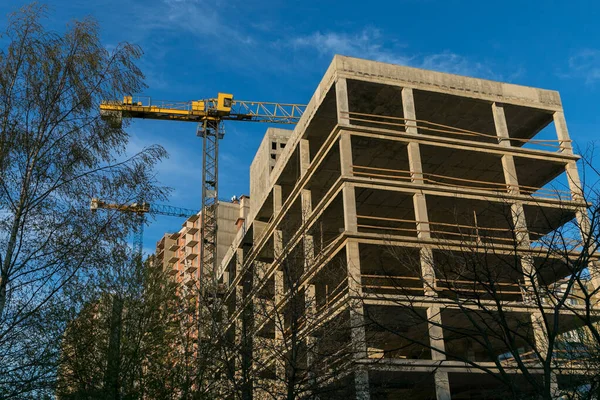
[[2, 0, 599, 253]]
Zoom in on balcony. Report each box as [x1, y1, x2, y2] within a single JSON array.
[[184, 276, 196, 288], [186, 226, 199, 235], [185, 263, 197, 274], [186, 236, 199, 247]]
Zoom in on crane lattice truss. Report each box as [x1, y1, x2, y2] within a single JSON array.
[[90, 198, 198, 259], [100, 95, 306, 288]]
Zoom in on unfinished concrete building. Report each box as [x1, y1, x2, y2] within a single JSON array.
[[217, 55, 597, 399]]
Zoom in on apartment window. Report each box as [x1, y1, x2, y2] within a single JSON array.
[[280, 143, 286, 149], [272, 142, 277, 150]]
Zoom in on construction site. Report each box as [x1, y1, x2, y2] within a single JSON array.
[[113, 55, 598, 399], [6, 2, 600, 399]]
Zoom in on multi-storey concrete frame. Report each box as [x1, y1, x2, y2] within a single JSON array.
[[219, 55, 596, 399]]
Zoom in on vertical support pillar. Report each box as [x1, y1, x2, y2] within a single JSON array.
[[336, 77, 350, 125], [434, 370, 452, 400], [339, 131, 353, 177], [493, 103, 521, 196], [414, 193, 436, 295], [343, 184, 358, 233], [272, 267, 285, 384], [273, 184, 283, 216], [235, 248, 244, 308], [554, 111, 573, 155], [407, 142, 424, 183], [492, 102, 511, 147], [494, 103, 522, 197], [274, 229, 283, 259], [346, 240, 370, 400], [409, 138, 436, 294], [554, 111, 599, 289], [301, 188, 315, 269], [427, 306, 446, 360], [494, 103, 551, 358], [300, 138, 311, 178], [401, 87, 418, 135], [274, 270, 284, 337], [340, 132, 358, 233]]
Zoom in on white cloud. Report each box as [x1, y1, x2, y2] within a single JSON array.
[[289, 28, 503, 80], [562, 49, 600, 84], [291, 28, 412, 66]]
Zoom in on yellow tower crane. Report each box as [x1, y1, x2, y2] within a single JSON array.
[[99, 95, 306, 286], [91, 198, 199, 260]]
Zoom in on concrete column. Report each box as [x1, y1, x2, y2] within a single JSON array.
[[346, 241, 364, 299], [407, 142, 424, 183], [346, 240, 370, 400], [554, 114, 599, 288], [273, 269, 285, 384], [305, 283, 316, 321], [300, 138, 311, 177], [339, 131, 354, 177], [336, 77, 350, 125], [494, 103, 522, 196], [554, 111, 573, 154], [530, 310, 549, 360], [501, 155, 521, 196], [273, 184, 282, 216], [235, 249, 244, 303], [354, 369, 371, 400], [401, 87, 418, 135], [301, 187, 315, 268], [343, 183, 358, 233], [301, 188, 312, 222], [274, 269, 284, 340], [510, 202, 551, 358], [492, 102, 511, 147], [427, 306, 446, 361], [413, 193, 431, 240], [274, 229, 283, 259], [413, 193, 436, 295], [565, 161, 584, 202], [434, 370, 452, 400]]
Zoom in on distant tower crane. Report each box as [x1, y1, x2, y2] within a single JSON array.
[[99, 95, 306, 286], [90, 198, 199, 260]]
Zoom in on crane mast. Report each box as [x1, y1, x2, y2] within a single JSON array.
[[100, 94, 306, 290]]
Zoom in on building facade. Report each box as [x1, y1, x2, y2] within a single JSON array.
[[217, 56, 598, 399], [155, 200, 245, 290]]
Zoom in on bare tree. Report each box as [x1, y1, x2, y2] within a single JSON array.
[[353, 158, 600, 399]]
